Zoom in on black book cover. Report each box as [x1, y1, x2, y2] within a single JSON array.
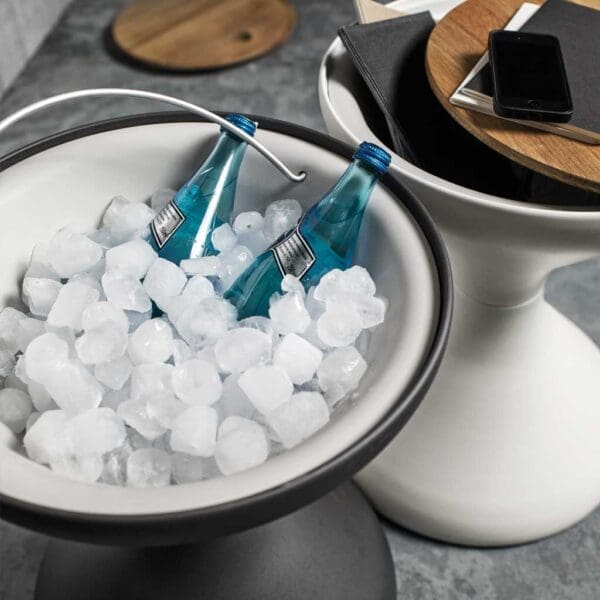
[[466, 0, 599, 135]]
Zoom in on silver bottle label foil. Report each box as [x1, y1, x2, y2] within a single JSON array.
[[151, 202, 186, 249], [272, 224, 316, 278]]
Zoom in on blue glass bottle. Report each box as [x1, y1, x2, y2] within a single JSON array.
[[225, 142, 391, 319], [149, 114, 257, 264]]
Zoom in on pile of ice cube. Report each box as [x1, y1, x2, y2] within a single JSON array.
[[0, 191, 386, 487]]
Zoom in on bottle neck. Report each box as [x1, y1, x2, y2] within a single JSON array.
[[302, 159, 380, 262], [190, 130, 249, 186]]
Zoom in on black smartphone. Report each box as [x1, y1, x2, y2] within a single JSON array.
[[488, 30, 573, 123]]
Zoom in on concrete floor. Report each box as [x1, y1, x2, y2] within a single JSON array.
[[0, 1, 599, 598]]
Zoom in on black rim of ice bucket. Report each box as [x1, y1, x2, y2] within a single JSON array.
[[0, 113, 452, 546]]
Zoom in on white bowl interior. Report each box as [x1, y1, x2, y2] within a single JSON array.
[[0, 121, 439, 516]]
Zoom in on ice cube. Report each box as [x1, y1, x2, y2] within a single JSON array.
[[180, 256, 222, 277], [215, 417, 269, 475], [128, 318, 173, 365], [219, 374, 255, 419], [130, 363, 174, 400], [340, 266, 376, 298], [50, 453, 104, 483], [266, 391, 330, 449], [45, 359, 104, 414], [233, 211, 264, 235], [316, 301, 363, 347], [82, 301, 129, 334], [105, 239, 158, 279], [101, 443, 132, 486], [269, 292, 310, 335], [146, 392, 186, 428], [172, 339, 194, 365], [182, 275, 215, 301], [281, 275, 305, 297], [143, 259, 187, 311], [218, 245, 254, 290], [0, 388, 34, 433], [94, 355, 133, 390], [151, 189, 176, 212], [127, 448, 171, 488], [15, 318, 45, 353], [238, 365, 293, 414], [214, 328, 272, 374], [273, 333, 323, 385], [64, 407, 126, 456], [317, 346, 367, 402], [175, 297, 237, 349], [233, 212, 268, 255], [25, 333, 70, 384], [47, 281, 100, 331], [313, 269, 343, 303], [75, 322, 128, 365], [47, 229, 103, 278], [25, 242, 61, 281], [28, 381, 56, 412], [22, 278, 62, 317], [171, 452, 208, 484], [0, 307, 27, 353], [103, 196, 156, 242], [263, 199, 302, 242], [211, 223, 237, 253], [117, 398, 167, 441], [172, 359, 222, 406], [102, 271, 152, 313], [352, 295, 387, 329], [169, 405, 218, 457], [23, 409, 71, 463]]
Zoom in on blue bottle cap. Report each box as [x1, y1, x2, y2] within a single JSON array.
[[222, 113, 257, 137], [353, 142, 391, 175]]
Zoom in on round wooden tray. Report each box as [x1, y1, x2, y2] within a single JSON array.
[[426, 0, 600, 193], [112, 0, 297, 71]]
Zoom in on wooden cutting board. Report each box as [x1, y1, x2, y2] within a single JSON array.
[[112, 0, 297, 71]]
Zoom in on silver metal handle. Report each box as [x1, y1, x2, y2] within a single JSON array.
[[0, 88, 307, 183]]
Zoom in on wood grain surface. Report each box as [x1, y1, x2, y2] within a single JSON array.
[[112, 0, 296, 71], [426, 0, 600, 193]]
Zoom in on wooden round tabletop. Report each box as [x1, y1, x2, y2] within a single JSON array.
[[426, 0, 600, 193], [112, 0, 296, 72]]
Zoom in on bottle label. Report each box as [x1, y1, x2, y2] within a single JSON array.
[[271, 222, 316, 278], [151, 202, 186, 249]]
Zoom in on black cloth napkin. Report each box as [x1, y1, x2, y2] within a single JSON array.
[[338, 13, 435, 165]]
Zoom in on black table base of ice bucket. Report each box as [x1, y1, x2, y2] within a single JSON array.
[[34, 483, 395, 600]]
